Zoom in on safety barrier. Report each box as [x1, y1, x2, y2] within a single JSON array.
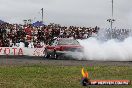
[[0, 47, 45, 56]]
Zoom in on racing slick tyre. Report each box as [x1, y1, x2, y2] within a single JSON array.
[[51, 49, 58, 59], [44, 49, 58, 59]]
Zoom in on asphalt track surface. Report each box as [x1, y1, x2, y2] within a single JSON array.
[[0, 56, 132, 66]]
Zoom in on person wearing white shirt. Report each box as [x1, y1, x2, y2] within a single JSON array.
[[28, 42, 34, 48]]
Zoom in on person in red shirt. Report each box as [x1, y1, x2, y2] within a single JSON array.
[[24, 26, 32, 36], [26, 35, 32, 41], [35, 42, 42, 48]]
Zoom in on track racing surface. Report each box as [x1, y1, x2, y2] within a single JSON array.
[[0, 56, 132, 66]]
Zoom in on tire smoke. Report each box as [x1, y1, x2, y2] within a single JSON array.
[[78, 29, 132, 61]]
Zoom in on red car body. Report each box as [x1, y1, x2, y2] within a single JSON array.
[[45, 38, 83, 59], [47, 45, 82, 51]]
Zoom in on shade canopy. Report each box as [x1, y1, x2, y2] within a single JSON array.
[[32, 21, 45, 27], [0, 20, 5, 24]]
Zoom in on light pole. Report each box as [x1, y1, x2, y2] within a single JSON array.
[[107, 19, 115, 29], [23, 20, 27, 25], [28, 19, 32, 24], [107, 0, 115, 30], [41, 8, 44, 23]]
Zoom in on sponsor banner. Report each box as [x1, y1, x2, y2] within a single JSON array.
[[0, 47, 45, 56], [90, 80, 130, 85], [81, 68, 131, 86]]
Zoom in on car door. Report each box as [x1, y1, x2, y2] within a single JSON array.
[[46, 39, 58, 50]]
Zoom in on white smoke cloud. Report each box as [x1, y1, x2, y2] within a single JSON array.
[[78, 37, 132, 61]]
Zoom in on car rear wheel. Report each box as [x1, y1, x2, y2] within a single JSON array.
[[51, 50, 58, 59]]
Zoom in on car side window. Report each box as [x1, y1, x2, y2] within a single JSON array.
[[52, 40, 58, 46]]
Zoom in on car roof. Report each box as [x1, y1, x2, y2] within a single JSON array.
[[56, 38, 75, 40]]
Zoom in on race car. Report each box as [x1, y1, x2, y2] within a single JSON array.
[[44, 38, 84, 59]]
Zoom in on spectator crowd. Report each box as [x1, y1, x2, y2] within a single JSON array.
[[0, 23, 100, 47], [98, 28, 132, 41], [0, 22, 131, 48]]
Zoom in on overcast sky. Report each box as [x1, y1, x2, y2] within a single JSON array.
[[0, 0, 132, 28]]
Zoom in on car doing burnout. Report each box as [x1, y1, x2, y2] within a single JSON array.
[[44, 38, 84, 59]]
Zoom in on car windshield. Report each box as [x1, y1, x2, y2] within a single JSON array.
[[58, 39, 80, 45]]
